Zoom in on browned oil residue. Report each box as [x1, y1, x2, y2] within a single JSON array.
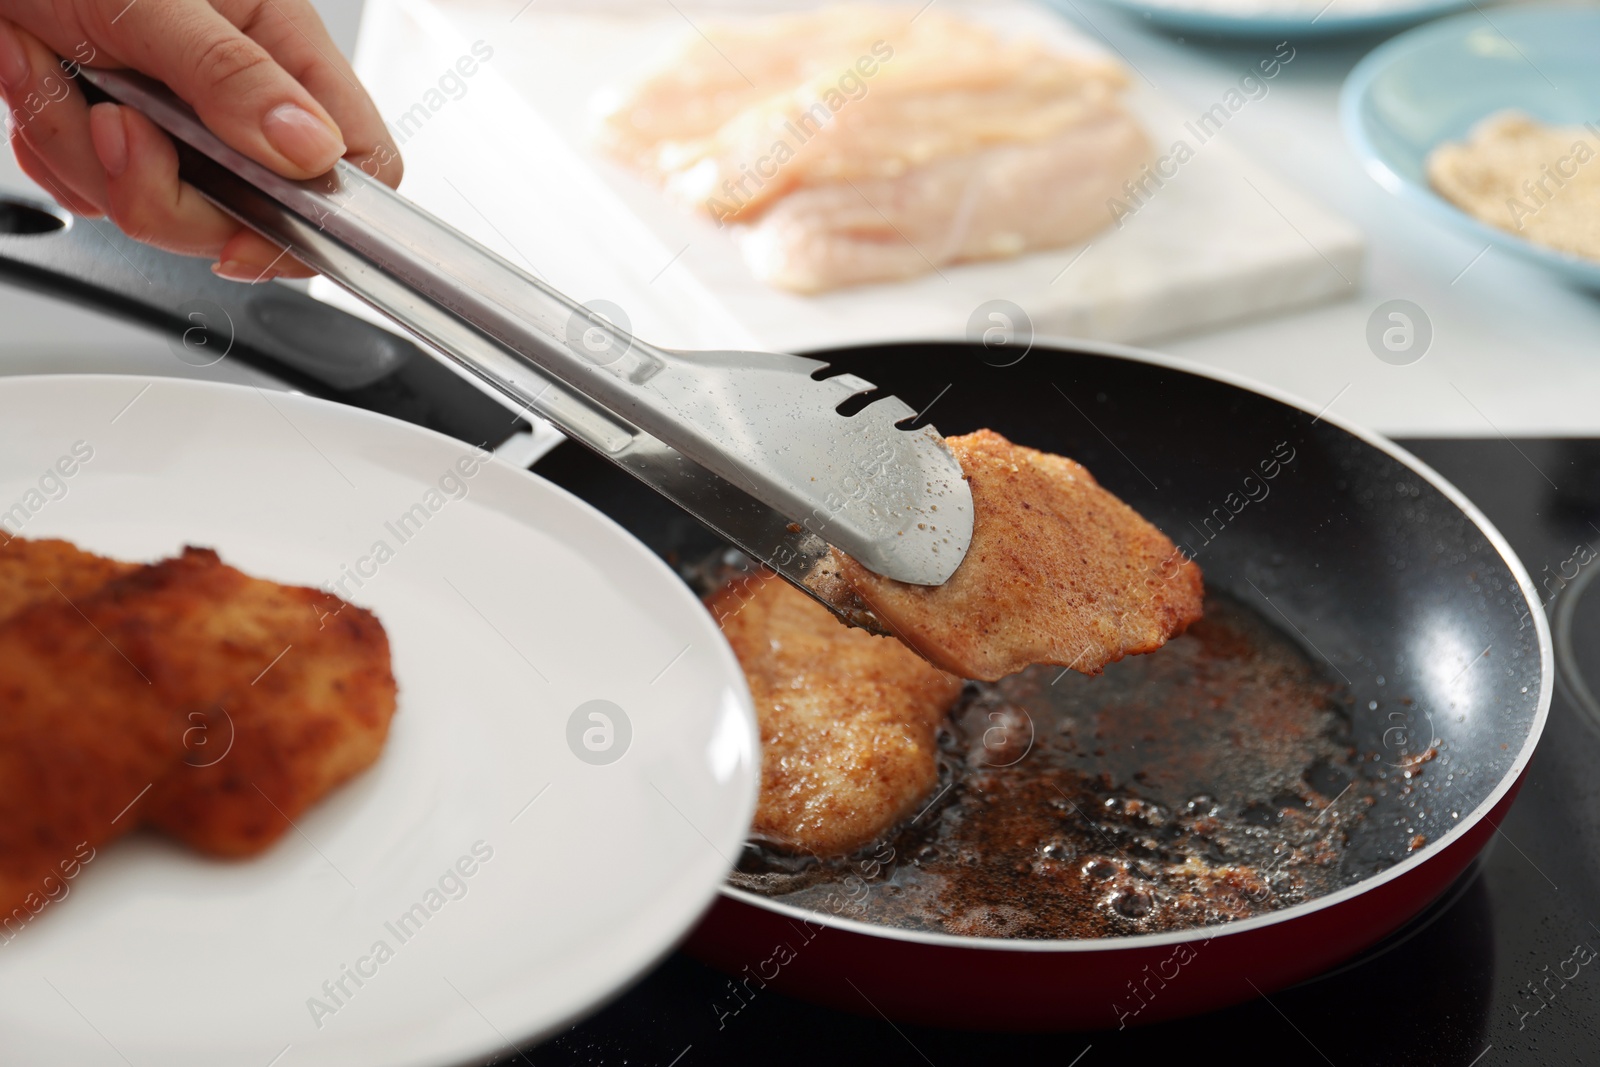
[[730, 592, 1373, 939]]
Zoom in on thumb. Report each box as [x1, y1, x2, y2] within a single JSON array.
[[111, 0, 345, 178]]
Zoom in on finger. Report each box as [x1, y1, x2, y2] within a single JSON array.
[[91, 102, 246, 257], [0, 18, 110, 213], [106, 0, 346, 180], [215, 230, 314, 282], [91, 103, 302, 283], [218, 0, 403, 189], [10, 137, 103, 217], [91, 103, 311, 283]]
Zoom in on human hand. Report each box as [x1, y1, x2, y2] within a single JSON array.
[[0, 0, 402, 281]]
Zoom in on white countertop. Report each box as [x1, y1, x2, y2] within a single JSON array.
[[0, 0, 365, 392], [1, 0, 1594, 437], [1071, 1, 1600, 437]]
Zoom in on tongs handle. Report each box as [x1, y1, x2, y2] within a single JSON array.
[[76, 66, 974, 586], [78, 66, 655, 458]]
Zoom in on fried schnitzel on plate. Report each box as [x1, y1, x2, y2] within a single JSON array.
[[0, 375, 758, 1067]]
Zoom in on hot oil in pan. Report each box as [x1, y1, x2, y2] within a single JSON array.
[[728, 590, 1378, 940]]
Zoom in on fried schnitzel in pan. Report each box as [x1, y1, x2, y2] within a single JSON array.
[[711, 573, 963, 857], [821, 430, 1203, 681], [712, 431, 1200, 857]]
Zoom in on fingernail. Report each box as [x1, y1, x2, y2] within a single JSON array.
[[212, 260, 274, 283], [89, 103, 128, 178], [261, 103, 344, 173], [0, 20, 30, 92]]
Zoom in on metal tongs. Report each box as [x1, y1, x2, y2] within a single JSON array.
[[78, 68, 973, 594]]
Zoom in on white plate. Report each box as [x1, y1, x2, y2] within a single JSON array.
[[1068, 0, 1474, 40], [1340, 4, 1600, 290], [0, 375, 758, 1067]]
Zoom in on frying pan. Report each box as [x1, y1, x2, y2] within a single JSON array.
[[538, 339, 1552, 1029], [0, 195, 1551, 1032]]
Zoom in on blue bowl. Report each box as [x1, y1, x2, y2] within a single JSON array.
[[1070, 0, 1473, 40], [1341, 4, 1600, 288]]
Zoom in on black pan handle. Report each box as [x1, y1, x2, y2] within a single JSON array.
[[0, 193, 526, 448]]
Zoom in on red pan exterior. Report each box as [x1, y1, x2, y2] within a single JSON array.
[[683, 768, 1525, 1031]]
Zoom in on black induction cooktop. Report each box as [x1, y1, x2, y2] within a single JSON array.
[[513, 437, 1600, 1067]]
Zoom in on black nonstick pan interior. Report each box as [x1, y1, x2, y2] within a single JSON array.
[[533, 339, 1546, 895]]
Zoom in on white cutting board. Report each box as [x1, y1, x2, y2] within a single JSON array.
[[339, 0, 1363, 351]]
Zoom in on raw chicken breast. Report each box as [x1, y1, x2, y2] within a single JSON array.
[[597, 5, 1148, 291]]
